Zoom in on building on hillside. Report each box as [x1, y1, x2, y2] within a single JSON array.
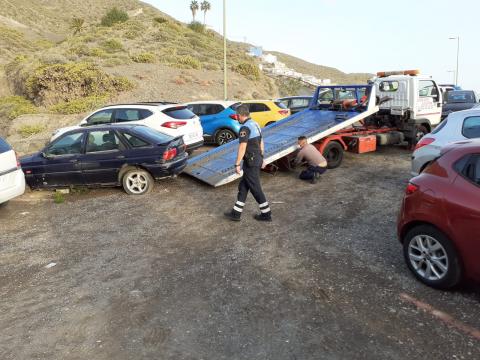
[[260, 54, 277, 64], [248, 46, 263, 57]]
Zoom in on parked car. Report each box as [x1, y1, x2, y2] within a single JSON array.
[[398, 139, 480, 289], [22, 125, 187, 195], [185, 101, 240, 145], [51, 103, 204, 153], [232, 100, 290, 127], [411, 108, 480, 176], [0, 137, 25, 205], [441, 90, 479, 119], [277, 96, 312, 114]]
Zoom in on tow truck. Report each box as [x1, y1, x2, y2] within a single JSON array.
[[185, 70, 443, 186]]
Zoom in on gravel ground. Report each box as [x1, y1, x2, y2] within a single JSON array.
[[0, 146, 479, 360]]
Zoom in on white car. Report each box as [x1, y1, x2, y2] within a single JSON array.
[[51, 103, 204, 152], [411, 108, 480, 176], [0, 137, 25, 205]]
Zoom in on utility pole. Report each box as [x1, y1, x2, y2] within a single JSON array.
[[449, 36, 460, 86], [223, 0, 227, 100]]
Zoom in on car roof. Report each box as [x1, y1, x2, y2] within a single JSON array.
[[239, 100, 277, 104], [445, 139, 480, 155], [185, 100, 236, 107], [99, 102, 179, 110], [69, 124, 146, 132], [277, 96, 312, 100], [449, 107, 480, 119]]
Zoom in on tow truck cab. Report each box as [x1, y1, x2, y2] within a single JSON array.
[[371, 70, 443, 144]]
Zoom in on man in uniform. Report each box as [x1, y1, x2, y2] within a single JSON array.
[[224, 104, 272, 222], [294, 136, 328, 184]]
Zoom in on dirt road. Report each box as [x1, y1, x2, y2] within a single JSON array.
[[1, 147, 479, 359]]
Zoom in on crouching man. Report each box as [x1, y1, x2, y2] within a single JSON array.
[[294, 136, 328, 184]]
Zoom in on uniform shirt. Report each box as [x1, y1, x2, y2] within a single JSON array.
[[238, 119, 262, 155], [295, 144, 327, 167]]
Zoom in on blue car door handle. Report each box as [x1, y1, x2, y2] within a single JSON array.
[[116, 155, 126, 159], [69, 159, 79, 163]]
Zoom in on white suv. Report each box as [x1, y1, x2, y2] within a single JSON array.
[[52, 102, 204, 152], [0, 137, 25, 205], [411, 108, 480, 175]]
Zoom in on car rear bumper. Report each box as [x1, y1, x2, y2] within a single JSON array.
[[0, 169, 25, 204], [146, 153, 188, 179], [185, 140, 204, 152]]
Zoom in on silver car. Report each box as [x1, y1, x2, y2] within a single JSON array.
[[411, 108, 480, 176]]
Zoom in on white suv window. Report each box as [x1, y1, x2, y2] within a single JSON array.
[[87, 109, 114, 125], [115, 109, 153, 123]]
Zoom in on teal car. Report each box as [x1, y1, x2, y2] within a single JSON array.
[[185, 101, 241, 146]]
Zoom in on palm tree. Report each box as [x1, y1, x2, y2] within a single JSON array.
[[70, 17, 85, 35], [190, 0, 199, 22], [201, 1, 211, 25]]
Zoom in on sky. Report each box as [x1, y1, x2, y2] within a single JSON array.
[[144, 0, 478, 92]]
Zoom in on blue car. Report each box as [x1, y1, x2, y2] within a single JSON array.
[[185, 101, 241, 145], [20, 124, 187, 195]]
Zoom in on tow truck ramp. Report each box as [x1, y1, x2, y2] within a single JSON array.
[[185, 86, 379, 187]]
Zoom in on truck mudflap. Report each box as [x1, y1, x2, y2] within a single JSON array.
[[184, 105, 379, 187]]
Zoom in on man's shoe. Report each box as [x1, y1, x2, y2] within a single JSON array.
[[310, 177, 317, 184], [254, 213, 272, 222], [224, 210, 241, 221]]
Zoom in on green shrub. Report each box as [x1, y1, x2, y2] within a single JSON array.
[[24, 62, 134, 106], [53, 192, 65, 204], [153, 16, 168, 24], [130, 52, 156, 63], [50, 95, 107, 114], [102, 39, 123, 53], [101, 7, 129, 27], [234, 62, 261, 80], [187, 21, 205, 34], [18, 124, 45, 137], [204, 63, 220, 71], [0, 96, 38, 120], [89, 47, 108, 58], [178, 55, 201, 69]]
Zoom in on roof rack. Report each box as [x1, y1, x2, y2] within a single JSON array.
[[104, 101, 178, 107]]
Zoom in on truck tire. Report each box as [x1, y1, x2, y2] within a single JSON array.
[[413, 125, 429, 145], [322, 142, 344, 169]]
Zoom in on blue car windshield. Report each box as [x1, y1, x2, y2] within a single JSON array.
[[131, 126, 174, 144], [447, 91, 475, 103]]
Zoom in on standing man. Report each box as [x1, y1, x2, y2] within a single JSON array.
[[294, 136, 328, 184], [224, 104, 272, 222]]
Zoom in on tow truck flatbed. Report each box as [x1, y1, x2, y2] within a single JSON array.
[[185, 85, 379, 187]]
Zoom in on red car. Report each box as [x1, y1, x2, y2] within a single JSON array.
[[398, 139, 480, 289]]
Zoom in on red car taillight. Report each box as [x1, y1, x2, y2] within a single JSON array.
[[229, 114, 239, 120], [414, 137, 435, 151], [15, 152, 21, 168], [162, 121, 187, 129], [405, 183, 419, 195], [163, 148, 178, 161], [278, 109, 289, 115]]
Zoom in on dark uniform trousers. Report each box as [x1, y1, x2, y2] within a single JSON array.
[[238, 161, 267, 205]]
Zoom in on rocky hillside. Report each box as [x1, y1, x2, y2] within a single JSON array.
[[0, 0, 370, 154]]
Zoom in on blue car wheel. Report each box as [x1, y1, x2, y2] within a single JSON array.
[[215, 128, 236, 146]]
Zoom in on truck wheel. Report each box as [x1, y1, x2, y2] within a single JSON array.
[[323, 142, 344, 169], [413, 125, 429, 145], [215, 129, 236, 146]]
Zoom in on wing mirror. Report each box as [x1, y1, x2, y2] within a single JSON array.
[[41, 151, 53, 159]]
